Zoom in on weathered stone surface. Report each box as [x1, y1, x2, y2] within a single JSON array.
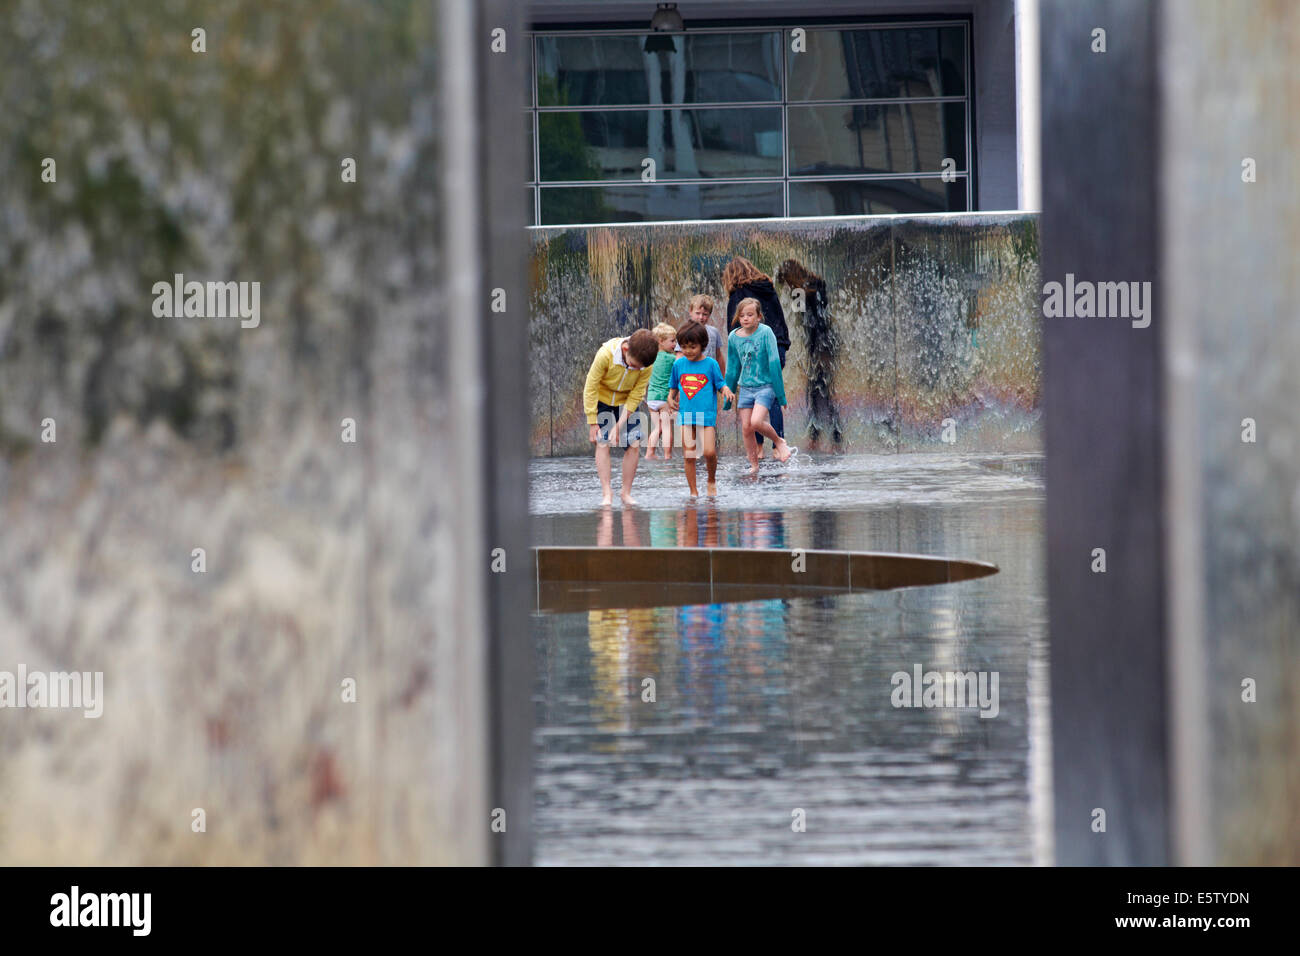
[[0, 0, 487, 865]]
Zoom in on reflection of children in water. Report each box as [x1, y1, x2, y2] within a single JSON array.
[[736, 510, 786, 551], [776, 258, 844, 451], [595, 506, 643, 548], [589, 506, 650, 731], [586, 605, 659, 733], [675, 502, 721, 548], [649, 509, 676, 548]]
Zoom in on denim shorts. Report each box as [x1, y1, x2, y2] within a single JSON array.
[[595, 401, 646, 445], [737, 384, 777, 410]]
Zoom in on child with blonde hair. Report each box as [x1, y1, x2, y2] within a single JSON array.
[[686, 294, 726, 378], [723, 297, 795, 474], [643, 322, 679, 460]]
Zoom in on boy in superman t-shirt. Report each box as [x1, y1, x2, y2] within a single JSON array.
[[668, 321, 735, 497]]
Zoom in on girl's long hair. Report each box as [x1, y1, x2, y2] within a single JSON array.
[[722, 256, 769, 295]]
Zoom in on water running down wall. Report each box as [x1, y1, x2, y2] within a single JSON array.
[[529, 213, 1042, 457]]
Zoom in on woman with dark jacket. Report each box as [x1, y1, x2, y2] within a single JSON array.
[[723, 257, 790, 453]]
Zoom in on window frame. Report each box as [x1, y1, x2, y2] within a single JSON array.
[[526, 17, 974, 226]]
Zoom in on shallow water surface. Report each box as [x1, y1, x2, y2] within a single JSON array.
[[531, 452, 1048, 865]]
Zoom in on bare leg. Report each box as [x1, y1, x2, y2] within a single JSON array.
[[620, 442, 641, 505], [749, 405, 792, 461], [660, 407, 673, 459], [595, 442, 613, 505], [702, 426, 718, 494], [740, 409, 760, 475], [645, 412, 660, 458], [682, 425, 699, 496]]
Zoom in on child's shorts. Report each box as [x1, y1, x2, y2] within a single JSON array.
[[737, 384, 777, 410], [677, 411, 717, 429], [595, 401, 646, 446], [645, 399, 667, 411]]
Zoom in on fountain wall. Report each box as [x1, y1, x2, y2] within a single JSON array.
[[529, 214, 1041, 457]]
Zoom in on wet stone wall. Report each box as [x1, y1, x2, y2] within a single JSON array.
[[529, 214, 1041, 457]]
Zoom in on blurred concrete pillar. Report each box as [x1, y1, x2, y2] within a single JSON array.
[[438, 0, 534, 865], [1044, 0, 1300, 866], [1040, 0, 1169, 865], [1163, 0, 1300, 865], [0, 0, 530, 866]]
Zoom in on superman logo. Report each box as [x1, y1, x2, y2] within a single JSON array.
[[679, 373, 708, 400]]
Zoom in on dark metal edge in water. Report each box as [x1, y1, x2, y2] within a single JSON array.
[[534, 546, 998, 612]]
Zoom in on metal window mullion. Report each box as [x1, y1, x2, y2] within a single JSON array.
[[526, 20, 971, 38], [781, 27, 789, 217], [538, 176, 787, 188], [787, 95, 968, 107], [528, 206, 989, 232], [532, 33, 541, 225], [786, 171, 969, 182], [534, 101, 781, 112], [533, 96, 966, 113], [965, 21, 973, 211], [534, 171, 969, 188]]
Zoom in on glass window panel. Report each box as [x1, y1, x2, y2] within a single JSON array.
[[540, 181, 784, 225], [526, 113, 535, 183], [788, 177, 966, 216], [528, 187, 536, 226], [787, 103, 966, 175], [536, 33, 781, 106], [539, 107, 783, 181], [787, 26, 966, 100]]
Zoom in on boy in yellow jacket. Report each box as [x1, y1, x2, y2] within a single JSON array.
[[583, 329, 659, 506]]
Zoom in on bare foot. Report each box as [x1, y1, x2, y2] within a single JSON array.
[[600, 492, 613, 506], [687, 488, 698, 497], [621, 493, 638, 506], [749, 463, 760, 477], [706, 481, 718, 496], [756, 446, 766, 460], [774, 440, 792, 463]]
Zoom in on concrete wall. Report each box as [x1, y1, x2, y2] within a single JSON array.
[[1164, 0, 1300, 866], [1042, 0, 1300, 867], [973, 0, 1020, 210], [0, 0, 521, 865]]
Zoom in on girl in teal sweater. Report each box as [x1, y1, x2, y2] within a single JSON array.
[[723, 298, 795, 473]]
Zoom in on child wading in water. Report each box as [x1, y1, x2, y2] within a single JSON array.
[[643, 323, 678, 460], [724, 297, 795, 475], [668, 321, 734, 496], [583, 329, 659, 506]]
